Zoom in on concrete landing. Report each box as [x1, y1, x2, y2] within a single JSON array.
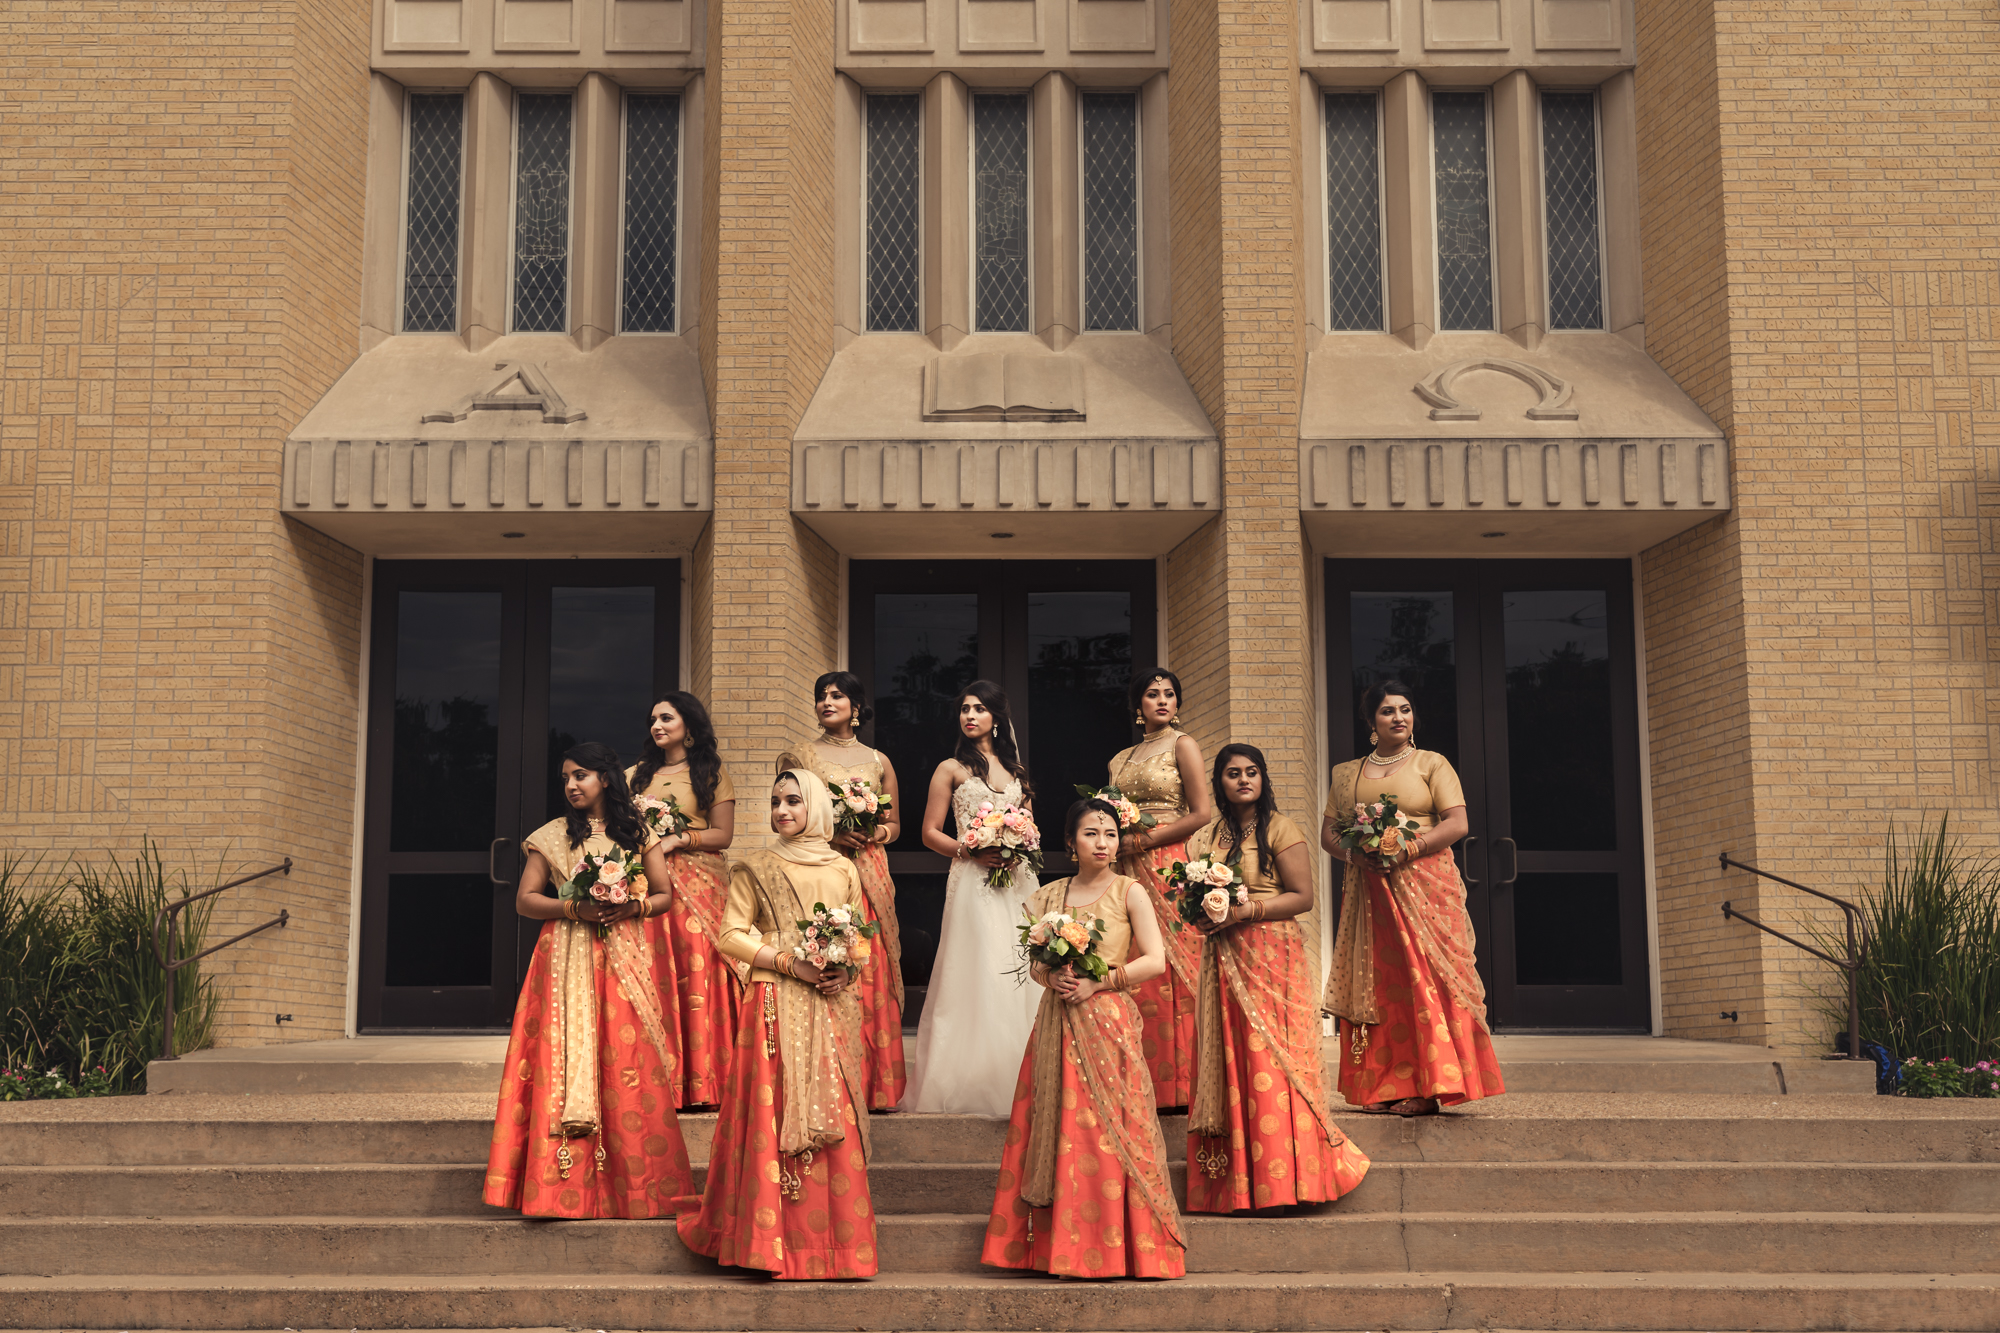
[[148, 1032, 1877, 1097]]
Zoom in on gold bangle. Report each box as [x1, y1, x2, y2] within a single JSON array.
[[562, 900, 577, 922]]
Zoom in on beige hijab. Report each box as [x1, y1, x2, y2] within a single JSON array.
[[772, 768, 843, 866]]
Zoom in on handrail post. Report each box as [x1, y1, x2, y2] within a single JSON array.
[[151, 858, 294, 1063], [1718, 851, 1870, 1063]]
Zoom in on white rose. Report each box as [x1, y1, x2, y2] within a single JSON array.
[[1201, 888, 1232, 922]]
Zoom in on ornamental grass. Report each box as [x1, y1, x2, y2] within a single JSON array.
[[1822, 819, 2000, 1078], [0, 839, 219, 1095]]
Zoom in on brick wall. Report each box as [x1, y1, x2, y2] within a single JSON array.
[[0, 2, 374, 1044], [1638, 0, 2000, 1051], [696, 0, 842, 836]]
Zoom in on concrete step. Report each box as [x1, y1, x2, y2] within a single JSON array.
[[4, 1212, 1996, 1277], [145, 1034, 1879, 1098], [8, 1159, 1996, 1219], [2, 1270, 1995, 1331], [11, 1104, 1998, 1167]]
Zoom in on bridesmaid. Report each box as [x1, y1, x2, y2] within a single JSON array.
[[627, 692, 737, 1109], [1321, 680, 1504, 1115], [484, 742, 695, 1217], [776, 672, 907, 1112], [1185, 744, 1371, 1213], [983, 797, 1185, 1280], [676, 769, 879, 1280], [1105, 670, 1212, 1109]]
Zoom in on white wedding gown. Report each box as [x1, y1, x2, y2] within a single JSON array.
[[900, 774, 1043, 1117]]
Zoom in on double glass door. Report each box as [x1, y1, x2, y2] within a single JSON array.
[[1326, 559, 1649, 1031], [357, 560, 680, 1030], [848, 560, 1158, 988]]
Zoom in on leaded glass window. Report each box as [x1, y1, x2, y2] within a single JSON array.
[[1324, 93, 1383, 332], [621, 94, 679, 333], [866, 95, 922, 333], [402, 94, 462, 333], [1542, 92, 1604, 330], [1080, 92, 1138, 332], [512, 94, 572, 333], [1432, 92, 1494, 332], [973, 94, 1030, 332]]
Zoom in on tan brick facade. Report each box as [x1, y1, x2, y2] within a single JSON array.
[[5, 0, 1992, 1055], [1, 2, 373, 1044]]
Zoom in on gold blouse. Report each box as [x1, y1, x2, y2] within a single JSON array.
[[627, 761, 737, 832], [715, 856, 865, 984], [1056, 874, 1139, 968], [1106, 730, 1188, 817], [1324, 749, 1465, 828], [522, 816, 656, 881], [781, 740, 885, 788], [1190, 812, 1308, 899]]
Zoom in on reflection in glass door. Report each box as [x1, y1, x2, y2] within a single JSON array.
[[1327, 560, 1647, 1031], [849, 562, 1156, 1001], [359, 560, 679, 1030]]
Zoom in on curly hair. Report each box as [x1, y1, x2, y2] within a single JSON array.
[[559, 741, 647, 853], [630, 691, 723, 813], [1209, 743, 1277, 867]]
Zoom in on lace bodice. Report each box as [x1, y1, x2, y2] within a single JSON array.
[[953, 773, 1022, 828]]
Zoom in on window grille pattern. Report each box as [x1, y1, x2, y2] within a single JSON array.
[[402, 94, 463, 333], [866, 95, 922, 332], [973, 94, 1030, 332], [1541, 92, 1604, 330], [512, 94, 573, 333], [621, 94, 680, 333], [1324, 93, 1383, 332], [1080, 92, 1139, 331], [1433, 92, 1494, 332]]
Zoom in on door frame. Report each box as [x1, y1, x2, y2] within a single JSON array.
[[1324, 557, 1649, 1032], [848, 559, 1158, 881], [357, 558, 680, 1032]]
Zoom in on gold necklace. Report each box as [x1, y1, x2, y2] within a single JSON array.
[[1365, 745, 1414, 765], [821, 733, 863, 748]]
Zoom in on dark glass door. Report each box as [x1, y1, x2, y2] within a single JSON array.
[[849, 561, 1157, 994], [1325, 559, 1648, 1031], [358, 560, 679, 1031]]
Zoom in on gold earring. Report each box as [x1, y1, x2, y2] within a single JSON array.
[[1135, 709, 1145, 724], [1369, 732, 1378, 746]]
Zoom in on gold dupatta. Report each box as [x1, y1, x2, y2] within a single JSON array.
[[525, 820, 679, 1139], [726, 849, 872, 1162], [776, 738, 905, 1008], [1020, 877, 1184, 1247], [1321, 759, 1489, 1030]]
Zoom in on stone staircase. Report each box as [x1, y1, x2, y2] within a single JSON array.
[[1, 1087, 1996, 1330]]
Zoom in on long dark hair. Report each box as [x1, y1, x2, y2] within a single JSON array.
[[1127, 668, 1184, 717], [813, 670, 875, 728], [1360, 678, 1416, 740], [1065, 796, 1121, 850], [561, 741, 647, 852], [1209, 743, 1277, 865], [952, 679, 1032, 798], [630, 691, 723, 812]]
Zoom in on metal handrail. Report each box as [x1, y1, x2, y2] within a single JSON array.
[[151, 859, 293, 1062], [1717, 851, 1872, 1061]]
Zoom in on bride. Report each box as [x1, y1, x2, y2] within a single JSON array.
[[901, 680, 1042, 1116]]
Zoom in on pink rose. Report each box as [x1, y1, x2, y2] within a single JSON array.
[[1200, 888, 1231, 922], [1027, 922, 1051, 945]]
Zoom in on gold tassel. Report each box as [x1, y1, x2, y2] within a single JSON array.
[[1350, 1020, 1370, 1066]]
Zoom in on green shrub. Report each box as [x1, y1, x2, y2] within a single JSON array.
[[0, 841, 220, 1094], [1900, 1057, 1968, 1099], [1827, 820, 2000, 1071]]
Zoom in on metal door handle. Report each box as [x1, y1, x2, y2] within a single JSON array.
[[1460, 835, 1478, 886], [489, 838, 513, 888], [1496, 836, 1518, 889]]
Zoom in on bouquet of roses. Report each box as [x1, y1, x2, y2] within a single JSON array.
[[1339, 793, 1425, 874], [635, 793, 692, 841], [1014, 905, 1112, 984], [793, 900, 880, 980], [557, 848, 647, 935], [960, 799, 1043, 888], [1163, 855, 1248, 933], [1071, 783, 1157, 835], [829, 776, 892, 844]]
